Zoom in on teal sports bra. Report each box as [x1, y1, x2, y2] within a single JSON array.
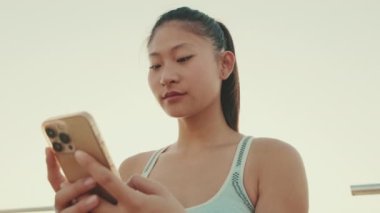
[[142, 136, 255, 213]]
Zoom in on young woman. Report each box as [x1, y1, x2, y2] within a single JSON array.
[[46, 7, 308, 213]]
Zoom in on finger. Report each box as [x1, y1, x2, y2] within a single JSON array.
[[75, 150, 143, 204], [61, 194, 99, 213], [60, 181, 70, 188], [127, 175, 167, 195], [74, 193, 92, 203], [45, 147, 66, 192], [91, 198, 117, 213], [55, 177, 97, 211]]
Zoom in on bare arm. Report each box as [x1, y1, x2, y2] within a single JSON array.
[[254, 139, 308, 213]]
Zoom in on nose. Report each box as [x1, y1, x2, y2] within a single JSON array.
[[159, 66, 179, 86]]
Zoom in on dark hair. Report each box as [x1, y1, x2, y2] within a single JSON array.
[[148, 7, 240, 131]]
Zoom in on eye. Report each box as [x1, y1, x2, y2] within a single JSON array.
[[177, 55, 193, 63], [149, 64, 161, 71]]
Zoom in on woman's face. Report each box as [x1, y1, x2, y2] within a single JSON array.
[[147, 21, 224, 118]]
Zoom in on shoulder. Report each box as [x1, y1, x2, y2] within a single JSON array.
[[118, 150, 156, 182], [250, 137, 303, 161], [247, 137, 308, 212], [247, 137, 305, 174]]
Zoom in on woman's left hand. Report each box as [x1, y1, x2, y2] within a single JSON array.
[[74, 150, 186, 213]]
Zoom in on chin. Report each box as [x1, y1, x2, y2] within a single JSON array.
[[163, 107, 193, 118], [165, 111, 187, 118]]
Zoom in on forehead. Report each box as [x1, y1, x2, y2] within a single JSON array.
[[148, 21, 213, 55]]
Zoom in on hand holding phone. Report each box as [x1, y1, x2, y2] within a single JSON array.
[[42, 112, 118, 204]]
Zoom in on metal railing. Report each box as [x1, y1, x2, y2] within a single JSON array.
[[0, 206, 54, 213], [351, 183, 380, 196]]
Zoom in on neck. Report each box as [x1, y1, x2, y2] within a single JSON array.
[[175, 100, 240, 151]]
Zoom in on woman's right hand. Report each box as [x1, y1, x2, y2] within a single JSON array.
[[45, 147, 100, 212]]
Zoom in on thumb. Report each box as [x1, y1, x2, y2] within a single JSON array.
[[127, 175, 167, 196]]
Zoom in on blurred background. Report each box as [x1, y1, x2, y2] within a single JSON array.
[[0, 0, 379, 212]]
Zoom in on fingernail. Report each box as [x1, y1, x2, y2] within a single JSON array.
[[84, 177, 96, 187], [85, 195, 98, 206], [74, 150, 87, 164], [75, 150, 85, 159]]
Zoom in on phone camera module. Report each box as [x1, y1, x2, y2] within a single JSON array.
[[45, 128, 57, 138], [52, 142, 63, 152], [59, 133, 71, 144]]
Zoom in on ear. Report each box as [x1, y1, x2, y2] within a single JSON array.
[[219, 51, 236, 80]]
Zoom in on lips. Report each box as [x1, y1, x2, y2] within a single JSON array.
[[162, 91, 186, 100]]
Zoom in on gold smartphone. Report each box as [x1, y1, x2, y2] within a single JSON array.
[[42, 112, 118, 204]]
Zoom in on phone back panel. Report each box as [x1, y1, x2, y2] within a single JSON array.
[[42, 112, 117, 182]]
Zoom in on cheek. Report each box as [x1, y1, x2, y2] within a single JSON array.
[[148, 73, 159, 93], [192, 60, 221, 87], [189, 64, 222, 100]]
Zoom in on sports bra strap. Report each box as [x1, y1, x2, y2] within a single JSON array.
[[141, 146, 167, 177]]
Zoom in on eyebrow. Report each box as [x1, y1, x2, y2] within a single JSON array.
[[149, 43, 194, 57]]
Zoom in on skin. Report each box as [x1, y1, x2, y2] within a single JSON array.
[[46, 148, 185, 213], [46, 20, 308, 212]]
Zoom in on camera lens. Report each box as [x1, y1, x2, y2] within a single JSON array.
[[52, 142, 63, 152], [59, 133, 71, 144], [45, 128, 57, 138]]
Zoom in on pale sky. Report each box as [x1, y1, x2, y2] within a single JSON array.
[[0, 0, 379, 212]]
